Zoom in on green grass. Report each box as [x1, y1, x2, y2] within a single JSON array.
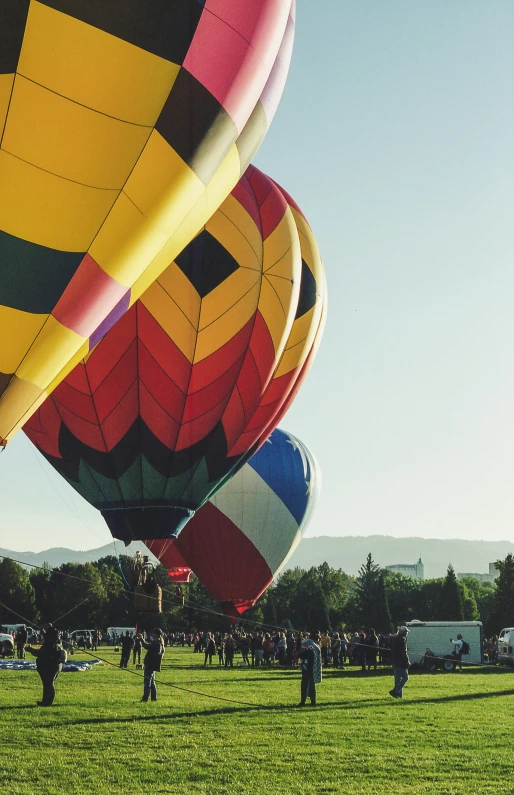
[[1, 647, 514, 794]]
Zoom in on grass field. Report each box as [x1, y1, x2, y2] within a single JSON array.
[[1, 647, 514, 794]]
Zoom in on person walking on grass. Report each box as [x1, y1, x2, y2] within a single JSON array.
[[138, 629, 165, 702], [389, 626, 410, 699], [298, 632, 322, 707], [26, 625, 65, 707]]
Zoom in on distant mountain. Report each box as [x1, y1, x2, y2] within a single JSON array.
[[0, 542, 156, 571], [2, 536, 513, 580], [284, 536, 514, 579]]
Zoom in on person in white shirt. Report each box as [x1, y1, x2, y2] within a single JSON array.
[[450, 634, 464, 672]]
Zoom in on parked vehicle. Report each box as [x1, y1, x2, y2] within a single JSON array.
[[0, 633, 15, 658], [497, 628, 514, 667], [107, 627, 136, 639], [406, 621, 483, 666], [419, 647, 460, 672], [70, 630, 96, 648], [0, 624, 37, 638]]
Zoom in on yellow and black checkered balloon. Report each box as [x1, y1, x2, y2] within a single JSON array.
[[0, 0, 295, 444]]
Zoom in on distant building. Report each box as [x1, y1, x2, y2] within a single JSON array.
[[386, 557, 424, 579], [457, 572, 495, 583], [457, 563, 498, 584]]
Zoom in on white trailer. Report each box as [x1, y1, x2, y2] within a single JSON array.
[[405, 620, 483, 666]]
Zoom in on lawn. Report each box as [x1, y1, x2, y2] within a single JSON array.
[[1, 647, 514, 794]]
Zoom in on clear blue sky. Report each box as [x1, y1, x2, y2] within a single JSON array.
[[1, 0, 513, 551]]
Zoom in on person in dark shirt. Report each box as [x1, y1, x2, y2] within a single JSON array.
[[138, 629, 165, 702], [15, 625, 28, 659], [26, 625, 63, 707], [132, 633, 143, 666], [119, 631, 134, 668], [366, 628, 379, 671], [298, 632, 322, 706], [389, 626, 410, 699], [204, 633, 216, 666]]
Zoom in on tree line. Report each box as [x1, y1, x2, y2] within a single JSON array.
[[1, 552, 514, 636]]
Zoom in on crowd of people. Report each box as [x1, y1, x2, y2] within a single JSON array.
[[183, 628, 398, 671], [4, 620, 506, 708]]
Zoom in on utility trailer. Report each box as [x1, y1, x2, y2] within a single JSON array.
[[405, 620, 483, 666]]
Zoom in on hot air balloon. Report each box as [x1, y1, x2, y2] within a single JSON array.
[[24, 165, 325, 542], [147, 540, 192, 584], [146, 427, 320, 618], [0, 0, 294, 444]]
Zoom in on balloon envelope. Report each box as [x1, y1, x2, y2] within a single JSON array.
[[24, 165, 324, 543], [0, 0, 294, 443], [147, 427, 320, 617]]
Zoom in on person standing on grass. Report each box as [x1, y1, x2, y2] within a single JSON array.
[[331, 633, 342, 669], [450, 634, 466, 672], [15, 625, 27, 659], [320, 631, 331, 666], [26, 625, 64, 707], [239, 633, 250, 666], [357, 630, 367, 672], [389, 626, 410, 699], [263, 633, 274, 667], [298, 632, 322, 706], [119, 631, 134, 668], [224, 634, 236, 667], [133, 632, 143, 666], [366, 628, 379, 672], [204, 633, 216, 666], [138, 629, 165, 702]]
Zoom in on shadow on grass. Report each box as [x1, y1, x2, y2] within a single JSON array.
[[7, 686, 514, 722], [43, 703, 296, 727], [0, 704, 39, 711]]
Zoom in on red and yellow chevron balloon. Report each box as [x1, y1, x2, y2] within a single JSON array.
[[24, 164, 325, 542], [0, 0, 295, 444]]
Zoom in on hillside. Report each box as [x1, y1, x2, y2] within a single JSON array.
[[284, 536, 514, 578], [2, 536, 513, 579]]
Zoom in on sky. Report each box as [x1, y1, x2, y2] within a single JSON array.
[[0, 0, 513, 552]]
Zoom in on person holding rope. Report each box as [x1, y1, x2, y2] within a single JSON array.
[[138, 628, 165, 702], [26, 624, 65, 707]]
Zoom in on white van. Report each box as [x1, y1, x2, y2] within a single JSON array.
[[107, 627, 136, 638], [497, 628, 514, 666], [405, 620, 483, 666], [70, 629, 96, 641]]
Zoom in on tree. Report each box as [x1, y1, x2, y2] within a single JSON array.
[[492, 554, 514, 631], [48, 563, 107, 629], [459, 582, 480, 621], [29, 565, 54, 624], [0, 558, 36, 626], [460, 576, 496, 633], [347, 554, 392, 632], [383, 571, 418, 626], [291, 569, 332, 631], [438, 564, 463, 621], [262, 590, 277, 628]]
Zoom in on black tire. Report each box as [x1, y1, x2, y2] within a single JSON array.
[[443, 659, 456, 672]]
